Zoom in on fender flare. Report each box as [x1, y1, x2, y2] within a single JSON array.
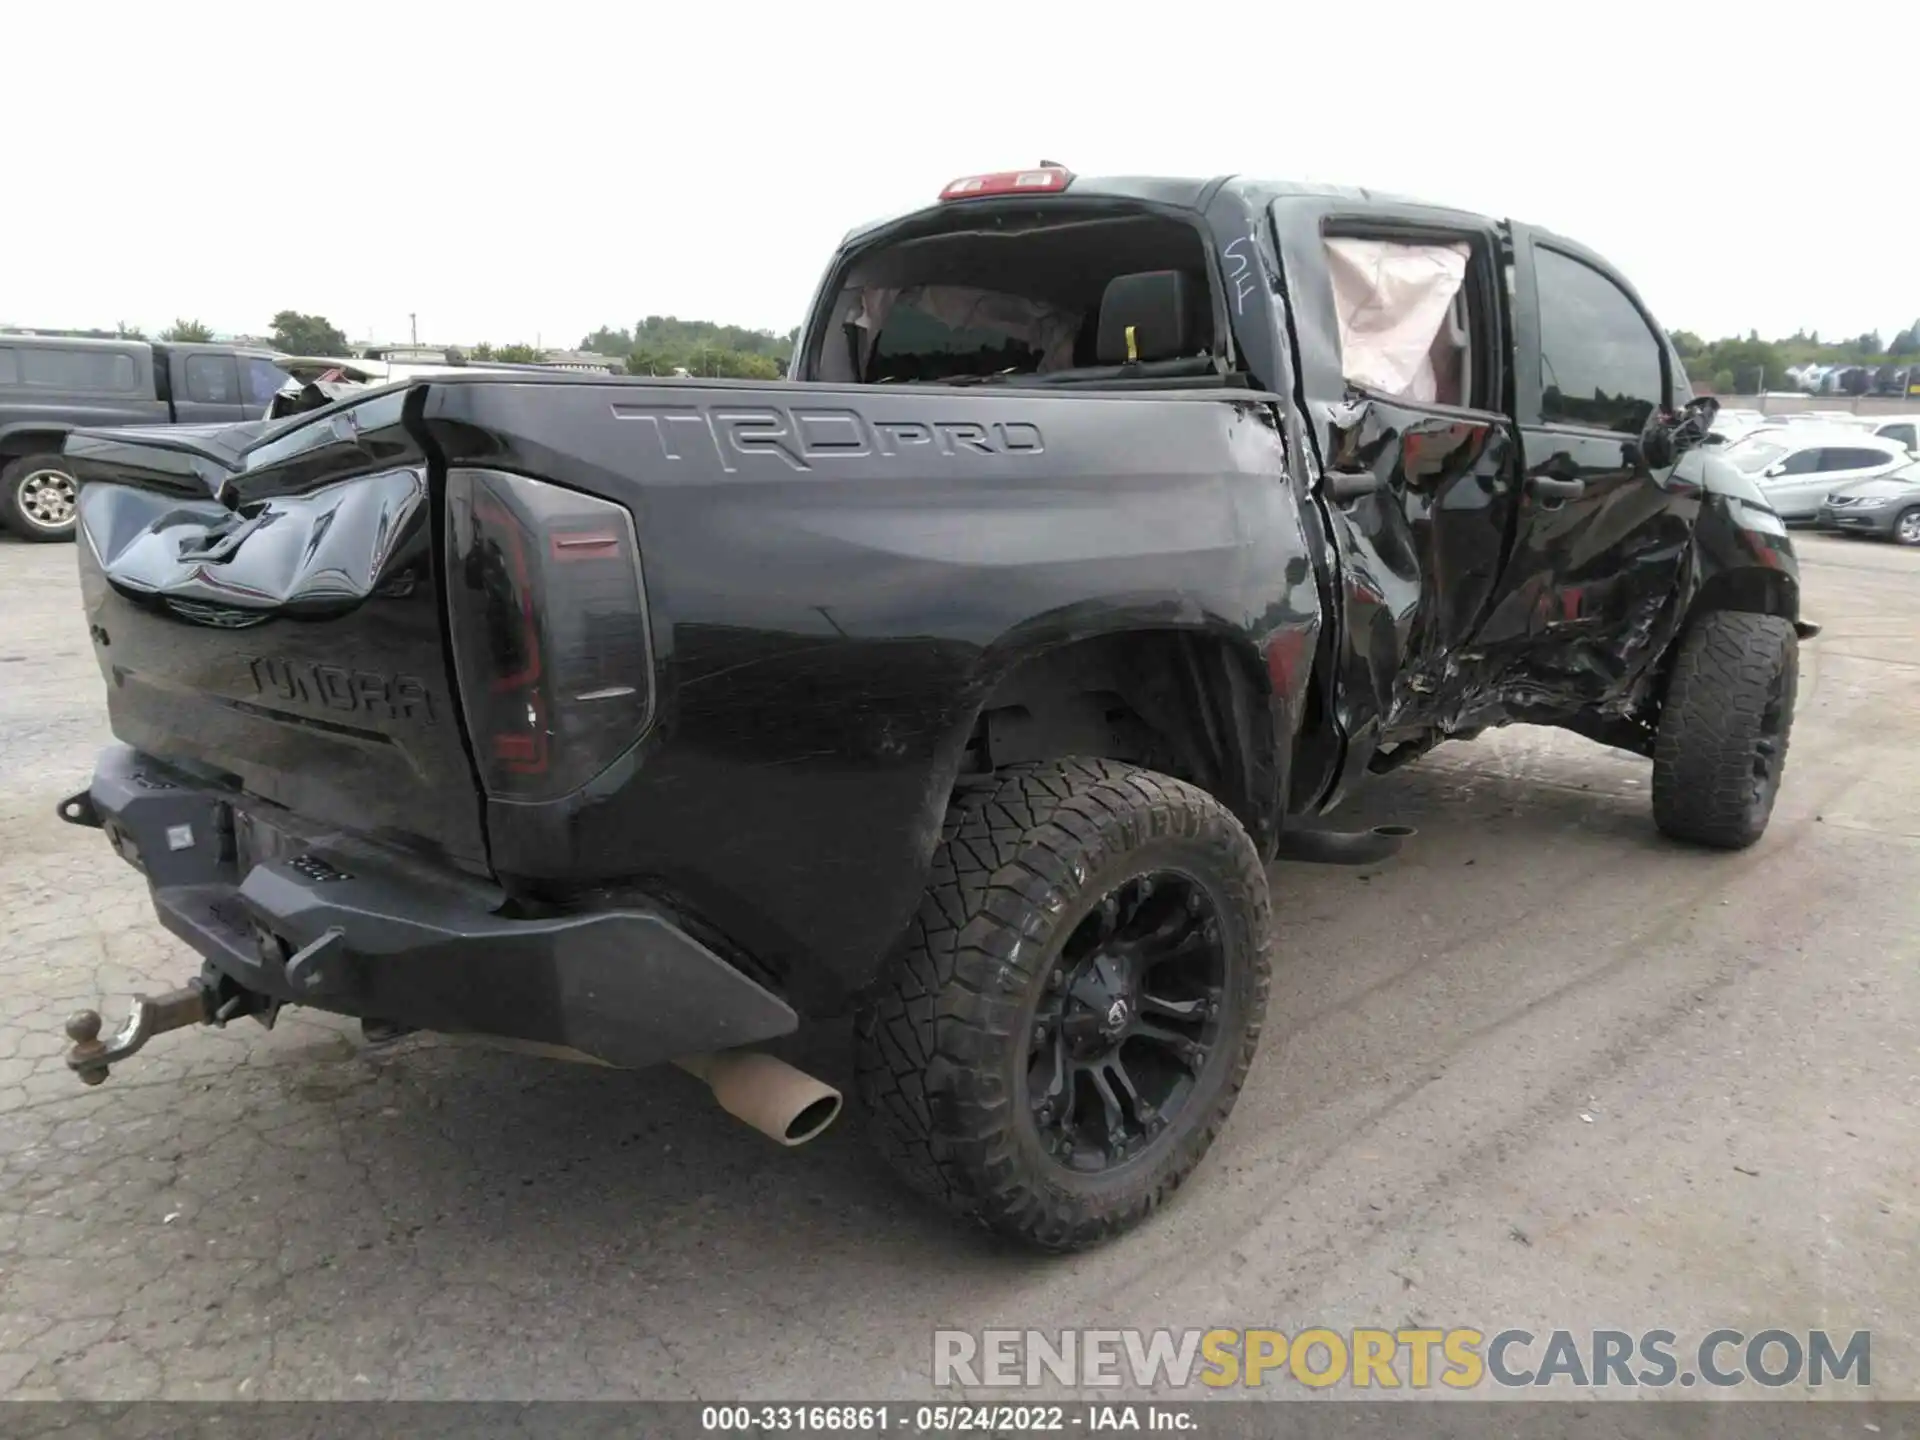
[[0, 421, 76, 458], [1673, 447, 1807, 635]]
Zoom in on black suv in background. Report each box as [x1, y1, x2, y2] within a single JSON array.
[[0, 334, 290, 541]]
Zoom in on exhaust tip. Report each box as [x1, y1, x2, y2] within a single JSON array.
[[783, 1093, 843, 1146], [1371, 824, 1417, 841], [677, 1051, 844, 1148]]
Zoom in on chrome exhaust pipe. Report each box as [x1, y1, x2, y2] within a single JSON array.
[[675, 1051, 843, 1147]]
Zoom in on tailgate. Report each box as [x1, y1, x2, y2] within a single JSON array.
[[65, 387, 489, 871]]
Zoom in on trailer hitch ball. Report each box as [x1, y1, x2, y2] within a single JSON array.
[[63, 985, 212, 1085], [65, 1010, 112, 1086]]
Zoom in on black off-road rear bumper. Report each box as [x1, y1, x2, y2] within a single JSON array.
[[60, 745, 798, 1072]]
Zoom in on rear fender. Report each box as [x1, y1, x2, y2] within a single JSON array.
[[958, 609, 1304, 855]]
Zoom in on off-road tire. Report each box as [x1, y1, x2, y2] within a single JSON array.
[[853, 758, 1271, 1251], [1, 453, 80, 541], [1651, 611, 1798, 850]]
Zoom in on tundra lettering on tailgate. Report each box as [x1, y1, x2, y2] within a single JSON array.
[[246, 656, 437, 725]]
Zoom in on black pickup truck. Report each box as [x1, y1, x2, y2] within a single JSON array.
[[0, 334, 290, 541], [55, 169, 1812, 1250]]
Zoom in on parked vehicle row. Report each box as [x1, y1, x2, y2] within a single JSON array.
[[1, 336, 625, 539], [1785, 362, 1920, 398], [1711, 413, 1920, 544], [0, 335, 292, 540]]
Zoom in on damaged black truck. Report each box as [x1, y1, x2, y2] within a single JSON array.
[[56, 169, 1813, 1251]]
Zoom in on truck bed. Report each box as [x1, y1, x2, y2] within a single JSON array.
[[66, 374, 1321, 1004]]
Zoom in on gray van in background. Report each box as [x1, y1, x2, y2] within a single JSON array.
[[0, 335, 290, 541]]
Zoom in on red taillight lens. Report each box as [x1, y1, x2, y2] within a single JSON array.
[[444, 468, 654, 800]]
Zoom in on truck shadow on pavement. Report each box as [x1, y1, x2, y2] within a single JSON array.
[[282, 747, 1664, 1228], [14, 733, 1724, 1397]]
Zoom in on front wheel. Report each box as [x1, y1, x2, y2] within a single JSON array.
[[1, 454, 80, 541], [1892, 507, 1920, 547], [854, 759, 1272, 1251], [1651, 611, 1798, 850]]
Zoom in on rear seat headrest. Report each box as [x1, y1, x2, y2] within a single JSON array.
[[1096, 270, 1206, 365]]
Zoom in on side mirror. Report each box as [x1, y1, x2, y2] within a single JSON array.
[[1763, 464, 1785, 479]]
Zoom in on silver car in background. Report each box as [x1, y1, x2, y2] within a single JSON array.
[[1717, 427, 1911, 522], [1817, 459, 1920, 546]]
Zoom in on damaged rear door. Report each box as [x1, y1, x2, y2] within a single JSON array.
[[1471, 225, 1692, 713], [1267, 195, 1522, 787]]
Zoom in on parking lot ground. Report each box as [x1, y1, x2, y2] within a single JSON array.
[[0, 531, 1915, 1401]]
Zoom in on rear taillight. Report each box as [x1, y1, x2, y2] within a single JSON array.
[[444, 467, 654, 801]]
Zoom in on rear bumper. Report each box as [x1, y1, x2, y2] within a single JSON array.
[[68, 745, 798, 1069]]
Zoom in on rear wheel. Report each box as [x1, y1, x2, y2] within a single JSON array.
[[1, 454, 79, 541], [854, 759, 1271, 1251], [1651, 612, 1798, 850], [1893, 507, 1920, 547]]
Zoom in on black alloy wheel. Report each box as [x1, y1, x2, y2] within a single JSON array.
[[1025, 871, 1227, 1173]]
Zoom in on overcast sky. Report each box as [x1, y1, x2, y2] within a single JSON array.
[[7, 1, 1914, 349]]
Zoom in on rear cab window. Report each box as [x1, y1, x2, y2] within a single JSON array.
[[806, 201, 1222, 388], [1320, 233, 1496, 412]]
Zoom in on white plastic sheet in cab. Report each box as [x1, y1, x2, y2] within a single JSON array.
[[1324, 237, 1469, 405]]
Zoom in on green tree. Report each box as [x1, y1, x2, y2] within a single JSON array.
[[491, 343, 543, 363], [160, 319, 214, 342], [1888, 323, 1920, 358], [115, 321, 146, 339], [625, 346, 681, 376], [468, 342, 496, 361], [269, 311, 349, 356], [1711, 369, 1735, 394], [580, 325, 634, 357], [1854, 330, 1884, 357], [1667, 330, 1705, 360], [1701, 336, 1781, 393]]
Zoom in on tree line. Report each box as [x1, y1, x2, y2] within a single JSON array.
[[27, 309, 1920, 395], [10, 311, 797, 377], [1670, 321, 1920, 394], [578, 316, 800, 378]]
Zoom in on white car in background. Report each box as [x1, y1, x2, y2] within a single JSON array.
[[1861, 414, 1920, 456], [1719, 427, 1912, 521], [1706, 407, 1771, 446]]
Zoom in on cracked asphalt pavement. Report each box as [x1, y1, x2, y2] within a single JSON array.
[[1, 531, 1915, 1401]]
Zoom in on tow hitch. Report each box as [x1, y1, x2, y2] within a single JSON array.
[[64, 983, 213, 1085]]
